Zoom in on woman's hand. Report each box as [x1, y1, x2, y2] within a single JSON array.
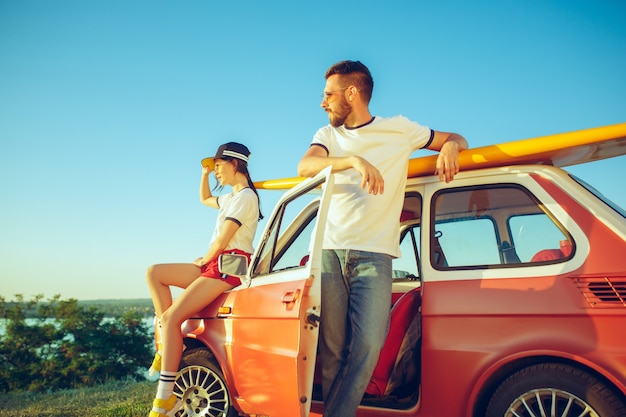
[[193, 257, 205, 267]]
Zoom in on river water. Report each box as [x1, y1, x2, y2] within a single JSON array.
[[0, 317, 155, 336]]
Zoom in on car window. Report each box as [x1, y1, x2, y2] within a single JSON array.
[[251, 193, 319, 277], [272, 212, 316, 271], [394, 192, 422, 281], [430, 184, 572, 269], [509, 213, 569, 262], [394, 225, 420, 280], [435, 218, 500, 267]]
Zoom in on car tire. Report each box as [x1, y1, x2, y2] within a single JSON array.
[[485, 363, 626, 417], [174, 347, 238, 417]]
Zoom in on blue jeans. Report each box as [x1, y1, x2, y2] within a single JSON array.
[[320, 249, 393, 417]]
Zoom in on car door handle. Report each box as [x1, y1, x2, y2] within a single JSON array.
[[282, 289, 301, 303]]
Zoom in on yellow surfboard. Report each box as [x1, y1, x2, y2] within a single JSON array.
[[254, 122, 626, 190]]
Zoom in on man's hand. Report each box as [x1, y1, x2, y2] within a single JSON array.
[[435, 140, 461, 183], [351, 155, 384, 195]]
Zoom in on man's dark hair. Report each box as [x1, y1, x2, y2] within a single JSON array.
[[325, 60, 374, 104]]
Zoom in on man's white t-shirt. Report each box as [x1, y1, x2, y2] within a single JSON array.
[[311, 115, 433, 258], [212, 188, 258, 254]]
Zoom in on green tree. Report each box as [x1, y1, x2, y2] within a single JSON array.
[[0, 295, 153, 393]]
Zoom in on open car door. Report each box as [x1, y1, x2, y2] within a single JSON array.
[[223, 167, 334, 417]]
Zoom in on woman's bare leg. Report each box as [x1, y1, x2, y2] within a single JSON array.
[[146, 263, 201, 317], [149, 273, 234, 416], [160, 277, 233, 371]]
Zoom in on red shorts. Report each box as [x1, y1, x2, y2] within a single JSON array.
[[200, 249, 251, 287]]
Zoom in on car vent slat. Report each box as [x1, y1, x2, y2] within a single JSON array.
[[574, 276, 626, 308]]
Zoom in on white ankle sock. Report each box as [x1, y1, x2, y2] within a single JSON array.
[[156, 370, 177, 400]]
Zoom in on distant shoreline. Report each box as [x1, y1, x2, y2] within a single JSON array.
[[77, 298, 152, 304], [2, 298, 155, 319]]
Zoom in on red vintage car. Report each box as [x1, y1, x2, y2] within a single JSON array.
[[160, 124, 626, 417]]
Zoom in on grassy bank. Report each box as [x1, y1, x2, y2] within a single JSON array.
[[0, 379, 155, 417]]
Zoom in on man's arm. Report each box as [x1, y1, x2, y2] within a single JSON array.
[[428, 131, 468, 183], [297, 144, 385, 195]]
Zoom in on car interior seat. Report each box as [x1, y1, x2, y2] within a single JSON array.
[[432, 231, 448, 267], [365, 286, 422, 397], [500, 240, 521, 263], [530, 240, 572, 262], [531, 248, 564, 262]]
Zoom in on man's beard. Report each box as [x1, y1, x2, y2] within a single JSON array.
[[328, 98, 352, 128]]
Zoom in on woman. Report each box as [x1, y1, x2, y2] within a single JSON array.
[[145, 142, 262, 417]]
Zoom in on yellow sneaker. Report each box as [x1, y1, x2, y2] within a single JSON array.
[[149, 394, 181, 417], [148, 343, 162, 377]]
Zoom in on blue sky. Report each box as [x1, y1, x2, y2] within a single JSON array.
[[1, 1, 625, 300]]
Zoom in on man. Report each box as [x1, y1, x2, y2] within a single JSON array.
[[298, 60, 468, 417]]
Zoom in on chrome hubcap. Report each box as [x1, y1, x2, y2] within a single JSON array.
[[174, 365, 230, 417], [506, 388, 599, 417]]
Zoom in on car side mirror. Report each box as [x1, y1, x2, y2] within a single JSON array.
[[218, 253, 249, 278]]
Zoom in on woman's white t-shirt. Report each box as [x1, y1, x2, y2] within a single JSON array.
[[212, 188, 258, 254]]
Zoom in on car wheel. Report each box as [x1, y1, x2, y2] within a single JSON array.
[[485, 363, 626, 417], [174, 347, 237, 417]]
